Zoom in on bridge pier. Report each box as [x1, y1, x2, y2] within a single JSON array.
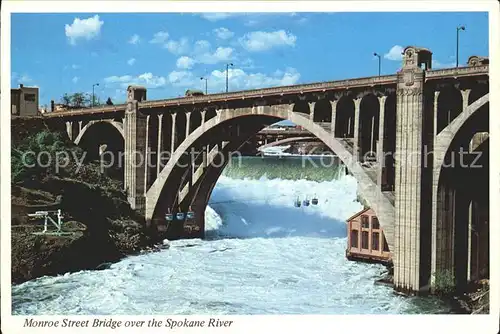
[[330, 100, 337, 137], [393, 47, 433, 294], [124, 85, 148, 215], [353, 97, 361, 161]]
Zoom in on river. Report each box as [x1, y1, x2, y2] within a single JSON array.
[[11, 155, 449, 315]]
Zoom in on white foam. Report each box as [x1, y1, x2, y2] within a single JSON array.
[[12, 174, 448, 315]]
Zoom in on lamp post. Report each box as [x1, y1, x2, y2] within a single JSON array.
[[200, 77, 208, 95], [456, 25, 466, 68], [225, 63, 233, 93], [92, 83, 99, 107], [373, 52, 381, 77]]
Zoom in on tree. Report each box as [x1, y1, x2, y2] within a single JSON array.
[[61, 93, 71, 106], [71, 93, 89, 108], [106, 97, 113, 105]]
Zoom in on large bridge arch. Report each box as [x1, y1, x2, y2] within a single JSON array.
[[146, 104, 395, 248], [431, 92, 489, 290], [433, 93, 489, 186]]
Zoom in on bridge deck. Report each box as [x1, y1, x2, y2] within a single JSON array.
[[42, 64, 488, 119]]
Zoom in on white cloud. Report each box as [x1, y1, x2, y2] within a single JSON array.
[[19, 74, 33, 83], [171, 41, 234, 69], [150, 31, 190, 55], [167, 67, 300, 93], [213, 27, 234, 40], [127, 58, 136, 66], [200, 13, 237, 22], [384, 45, 404, 61], [194, 40, 211, 53], [103, 72, 167, 89], [165, 37, 190, 55], [168, 70, 196, 87], [72, 76, 79, 84], [239, 30, 297, 52], [212, 67, 300, 90], [197, 47, 234, 64], [65, 15, 104, 45], [150, 31, 169, 44], [176, 56, 195, 69], [128, 34, 140, 45]]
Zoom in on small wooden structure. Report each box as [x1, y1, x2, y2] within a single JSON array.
[[345, 208, 391, 264]]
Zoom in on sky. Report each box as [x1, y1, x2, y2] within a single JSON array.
[[11, 12, 489, 107]]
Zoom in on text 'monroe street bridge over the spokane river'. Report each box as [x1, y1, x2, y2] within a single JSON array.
[[41, 46, 489, 295]]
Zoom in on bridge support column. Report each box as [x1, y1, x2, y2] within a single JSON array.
[[353, 97, 361, 161], [170, 113, 177, 153], [461, 89, 471, 112], [157, 114, 164, 176], [124, 85, 148, 215], [308, 101, 315, 121], [66, 121, 73, 141], [393, 47, 433, 294], [201, 110, 206, 125], [330, 100, 337, 136], [185, 111, 191, 137], [377, 96, 387, 187]]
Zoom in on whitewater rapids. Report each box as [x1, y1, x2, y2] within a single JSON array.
[[12, 157, 448, 315]]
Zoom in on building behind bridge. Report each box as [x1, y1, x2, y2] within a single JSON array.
[[11, 84, 39, 117]]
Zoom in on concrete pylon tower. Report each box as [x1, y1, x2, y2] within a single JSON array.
[[393, 46, 434, 294], [124, 85, 148, 214]]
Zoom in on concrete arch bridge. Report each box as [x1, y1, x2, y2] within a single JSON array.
[[44, 47, 489, 294]]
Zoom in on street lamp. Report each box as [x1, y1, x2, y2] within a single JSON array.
[[373, 52, 381, 77], [225, 63, 233, 93], [92, 83, 99, 107], [200, 77, 208, 95], [456, 25, 466, 68]]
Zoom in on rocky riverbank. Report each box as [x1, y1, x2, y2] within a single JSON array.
[[448, 279, 490, 314], [374, 268, 489, 314], [11, 124, 161, 285], [11, 177, 161, 284]]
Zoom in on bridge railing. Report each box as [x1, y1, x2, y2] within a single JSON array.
[[425, 64, 489, 79], [138, 74, 398, 109]]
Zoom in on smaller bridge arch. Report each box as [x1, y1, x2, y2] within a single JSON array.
[[73, 120, 125, 145], [436, 85, 463, 134], [313, 99, 332, 123], [334, 95, 355, 138]]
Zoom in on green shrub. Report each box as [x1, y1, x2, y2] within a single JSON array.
[[11, 130, 120, 190], [433, 269, 456, 295]]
